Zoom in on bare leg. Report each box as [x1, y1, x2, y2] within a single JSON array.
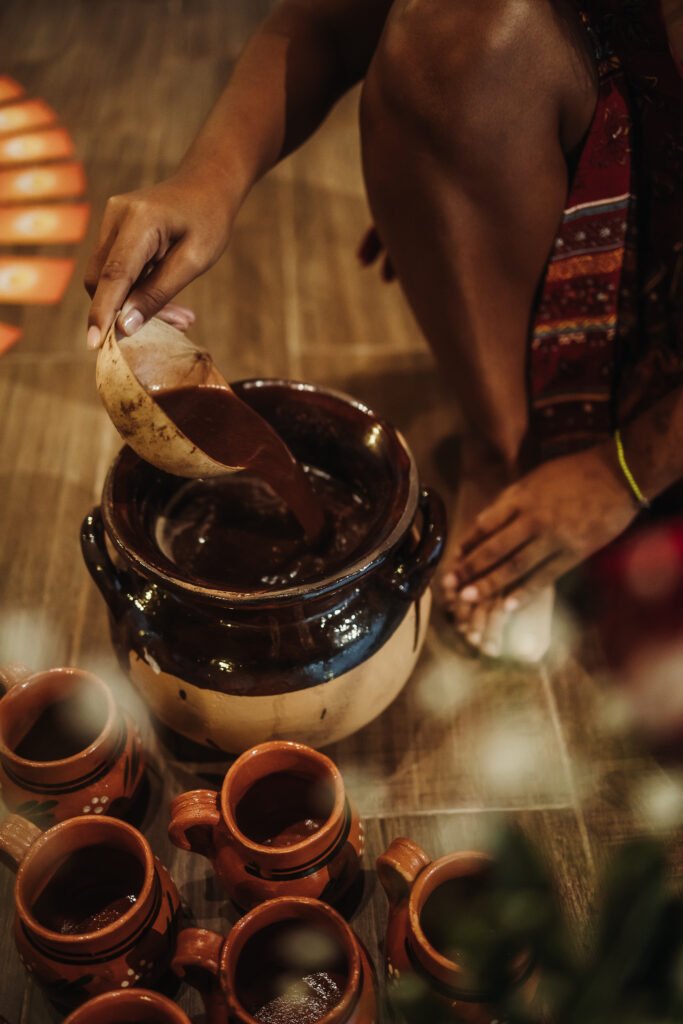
[[360, 0, 597, 654]]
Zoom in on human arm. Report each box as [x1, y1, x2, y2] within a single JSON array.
[[85, 0, 393, 346], [445, 382, 683, 615]]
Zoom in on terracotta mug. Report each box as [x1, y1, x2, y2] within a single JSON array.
[[64, 989, 191, 1023], [172, 897, 377, 1024], [0, 664, 145, 827], [0, 813, 181, 1010], [377, 839, 538, 1023], [169, 740, 363, 909]]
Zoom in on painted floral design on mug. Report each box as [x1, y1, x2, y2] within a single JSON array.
[[0, 813, 181, 1011], [0, 665, 145, 826]]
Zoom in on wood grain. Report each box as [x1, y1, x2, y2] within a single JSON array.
[[0, 1, 681, 1020]]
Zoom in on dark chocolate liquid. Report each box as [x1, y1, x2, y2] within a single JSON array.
[[234, 771, 334, 847], [421, 874, 494, 962], [154, 469, 374, 590], [236, 920, 347, 1024], [31, 845, 144, 935], [13, 691, 107, 762], [155, 385, 326, 541]]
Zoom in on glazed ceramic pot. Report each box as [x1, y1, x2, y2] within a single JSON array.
[[172, 897, 377, 1024], [0, 814, 181, 1011], [0, 665, 145, 827], [64, 989, 191, 1023], [377, 839, 537, 1023], [169, 740, 363, 910], [81, 379, 446, 753]]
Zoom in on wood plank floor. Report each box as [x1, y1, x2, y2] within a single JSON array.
[[0, 2, 682, 1021]]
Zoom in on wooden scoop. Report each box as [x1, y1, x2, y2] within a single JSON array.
[[96, 318, 326, 540]]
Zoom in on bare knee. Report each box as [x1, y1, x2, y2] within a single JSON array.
[[363, 0, 595, 158]]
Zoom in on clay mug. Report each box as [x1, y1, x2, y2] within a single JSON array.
[[0, 664, 145, 827], [173, 897, 377, 1024], [0, 813, 181, 1010], [64, 988, 191, 1023], [377, 839, 538, 1023], [169, 740, 364, 909]]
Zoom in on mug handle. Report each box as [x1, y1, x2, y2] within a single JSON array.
[[389, 488, 447, 600], [376, 837, 431, 907], [0, 663, 33, 696], [0, 814, 42, 871], [168, 790, 221, 859], [80, 508, 133, 621], [172, 927, 223, 994]]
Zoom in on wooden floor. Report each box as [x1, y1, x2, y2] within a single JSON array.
[[0, 2, 682, 1021]]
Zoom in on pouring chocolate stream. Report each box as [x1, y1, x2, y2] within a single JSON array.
[[96, 318, 326, 541]]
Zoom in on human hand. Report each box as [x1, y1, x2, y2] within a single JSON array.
[[84, 172, 235, 349], [441, 444, 639, 649]]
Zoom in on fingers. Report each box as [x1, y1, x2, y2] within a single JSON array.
[[502, 554, 567, 612], [458, 498, 519, 558], [459, 537, 560, 607], [156, 303, 196, 331], [116, 241, 203, 335], [479, 602, 509, 658], [87, 212, 166, 348], [455, 515, 537, 591]]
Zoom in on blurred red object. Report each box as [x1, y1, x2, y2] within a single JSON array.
[[589, 512, 683, 752]]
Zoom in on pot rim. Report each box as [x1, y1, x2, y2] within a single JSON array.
[[16, 815, 156, 948], [220, 896, 362, 1024], [101, 379, 420, 605], [0, 668, 118, 775], [220, 740, 346, 860]]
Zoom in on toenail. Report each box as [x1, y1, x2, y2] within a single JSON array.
[[460, 585, 480, 603]]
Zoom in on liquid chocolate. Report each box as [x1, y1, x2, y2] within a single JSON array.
[[236, 920, 346, 1024], [31, 845, 144, 936], [154, 469, 374, 591], [234, 771, 334, 847], [420, 873, 494, 963], [13, 691, 107, 762], [155, 385, 326, 541]]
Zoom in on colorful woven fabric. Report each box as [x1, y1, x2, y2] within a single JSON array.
[[530, 0, 683, 460]]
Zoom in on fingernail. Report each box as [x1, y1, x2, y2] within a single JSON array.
[[119, 308, 144, 335], [482, 641, 500, 658], [504, 596, 521, 612], [460, 585, 480, 603], [86, 325, 101, 350], [467, 631, 482, 646], [442, 573, 457, 590]]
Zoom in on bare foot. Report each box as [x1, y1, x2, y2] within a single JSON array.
[[437, 437, 555, 662]]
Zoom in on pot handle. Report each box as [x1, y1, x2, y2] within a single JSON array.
[[377, 837, 431, 907], [0, 814, 42, 872], [389, 488, 447, 600], [168, 790, 221, 859], [172, 927, 223, 997], [80, 507, 133, 620], [0, 663, 33, 696]]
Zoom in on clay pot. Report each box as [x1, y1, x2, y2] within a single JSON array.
[[0, 665, 145, 827], [172, 897, 377, 1024], [377, 839, 537, 1023], [81, 379, 446, 753], [64, 989, 191, 1023], [169, 740, 363, 910], [0, 814, 181, 1010]]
